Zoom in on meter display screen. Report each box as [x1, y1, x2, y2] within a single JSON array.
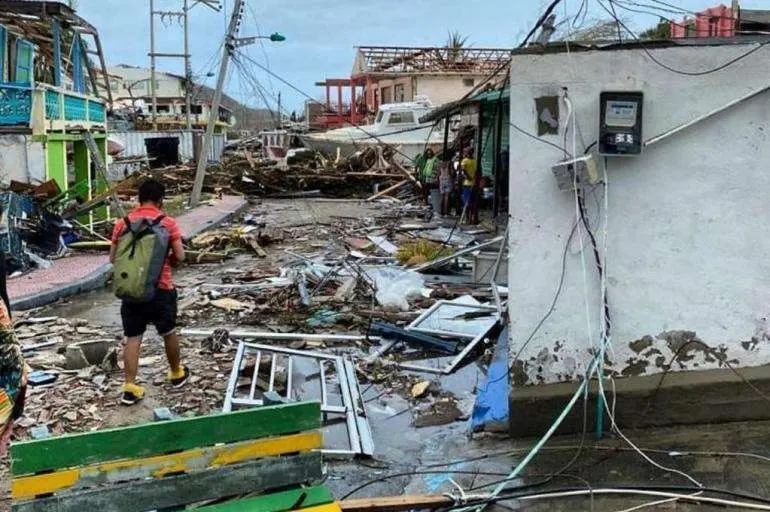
[[605, 100, 638, 127]]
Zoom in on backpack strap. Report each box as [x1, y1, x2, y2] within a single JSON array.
[[122, 216, 133, 234], [151, 214, 166, 226]]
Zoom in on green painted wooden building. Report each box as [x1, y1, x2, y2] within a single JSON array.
[[0, 1, 112, 225]]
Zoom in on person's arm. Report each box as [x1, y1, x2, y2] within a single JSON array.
[[170, 238, 185, 265], [109, 220, 123, 264], [168, 219, 185, 265]]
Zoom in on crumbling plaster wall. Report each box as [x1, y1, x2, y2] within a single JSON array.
[[507, 43, 770, 386], [0, 135, 45, 185]]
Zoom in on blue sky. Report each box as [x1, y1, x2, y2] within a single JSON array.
[[77, 0, 767, 112]]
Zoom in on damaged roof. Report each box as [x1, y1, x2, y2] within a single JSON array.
[[352, 46, 513, 77], [0, 0, 112, 103]]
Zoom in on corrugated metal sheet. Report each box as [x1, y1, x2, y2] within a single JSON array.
[[109, 131, 225, 164]]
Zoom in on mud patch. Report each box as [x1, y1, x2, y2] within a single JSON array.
[[510, 360, 528, 387], [621, 358, 649, 377], [412, 400, 463, 428], [629, 335, 654, 354], [659, 330, 704, 362]]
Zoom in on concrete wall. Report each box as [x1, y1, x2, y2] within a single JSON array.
[[368, 74, 485, 108], [414, 75, 480, 106], [0, 135, 46, 185], [507, 43, 770, 386], [372, 77, 414, 105]]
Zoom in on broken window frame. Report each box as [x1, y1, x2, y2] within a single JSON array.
[[223, 341, 374, 458], [384, 300, 501, 375]]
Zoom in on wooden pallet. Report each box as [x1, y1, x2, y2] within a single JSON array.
[[10, 401, 340, 511]]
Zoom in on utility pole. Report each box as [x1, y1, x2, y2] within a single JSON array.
[[188, 2, 285, 207], [150, 0, 157, 130], [183, 0, 192, 130], [149, 0, 221, 132], [189, 0, 245, 207], [277, 91, 281, 129]]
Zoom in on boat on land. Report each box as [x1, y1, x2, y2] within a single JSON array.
[[299, 98, 448, 164]]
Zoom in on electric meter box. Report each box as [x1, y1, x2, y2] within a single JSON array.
[[599, 91, 643, 156]]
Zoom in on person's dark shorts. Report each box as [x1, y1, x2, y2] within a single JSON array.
[[461, 186, 473, 206], [121, 289, 177, 337]]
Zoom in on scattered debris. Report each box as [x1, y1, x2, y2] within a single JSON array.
[[411, 380, 431, 398]]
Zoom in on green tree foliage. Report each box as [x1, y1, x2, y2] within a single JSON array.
[[640, 19, 671, 40]]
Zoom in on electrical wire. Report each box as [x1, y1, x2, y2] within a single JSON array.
[[599, 0, 770, 76], [607, 0, 624, 42], [231, 54, 280, 123], [426, 443, 770, 468], [234, 50, 503, 165], [572, 0, 590, 30], [441, 486, 770, 511], [509, 121, 570, 154], [339, 470, 511, 500], [245, 3, 276, 96]]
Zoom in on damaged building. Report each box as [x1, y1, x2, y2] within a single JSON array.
[[310, 46, 512, 129], [0, 0, 111, 223], [506, 36, 770, 435]]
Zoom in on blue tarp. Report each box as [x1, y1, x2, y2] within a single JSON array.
[[470, 326, 510, 432]]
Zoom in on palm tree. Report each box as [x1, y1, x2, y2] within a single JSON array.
[[445, 31, 469, 60]]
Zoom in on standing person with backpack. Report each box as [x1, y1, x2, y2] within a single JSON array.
[[110, 179, 189, 405]]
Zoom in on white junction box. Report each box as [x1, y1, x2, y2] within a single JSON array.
[[551, 153, 599, 192]]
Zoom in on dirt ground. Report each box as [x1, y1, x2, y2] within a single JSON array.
[[5, 198, 770, 511]]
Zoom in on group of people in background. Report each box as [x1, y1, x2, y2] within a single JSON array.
[[415, 146, 480, 224]]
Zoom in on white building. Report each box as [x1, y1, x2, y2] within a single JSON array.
[[506, 38, 770, 433], [107, 65, 234, 131]]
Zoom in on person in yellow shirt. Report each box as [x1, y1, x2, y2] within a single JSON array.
[[460, 147, 478, 223]]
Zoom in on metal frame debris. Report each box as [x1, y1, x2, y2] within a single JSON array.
[[373, 299, 500, 375], [181, 328, 378, 343], [223, 341, 374, 458]]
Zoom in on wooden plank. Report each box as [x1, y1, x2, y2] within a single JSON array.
[[339, 494, 453, 511], [366, 179, 408, 201], [12, 402, 320, 476], [196, 486, 333, 511], [12, 452, 323, 512], [12, 432, 322, 499]]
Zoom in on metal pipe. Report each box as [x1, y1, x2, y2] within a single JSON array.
[[248, 349, 260, 400], [319, 360, 328, 408], [411, 236, 504, 272], [268, 353, 277, 392], [223, 341, 245, 412], [489, 222, 510, 315], [645, 84, 770, 147], [181, 328, 379, 342]]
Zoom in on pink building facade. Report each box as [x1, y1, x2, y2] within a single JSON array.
[[670, 4, 736, 38]]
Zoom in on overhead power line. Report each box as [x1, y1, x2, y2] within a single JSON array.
[[599, 0, 770, 76]]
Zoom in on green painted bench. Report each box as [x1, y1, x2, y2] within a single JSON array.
[[10, 401, 340, 512]]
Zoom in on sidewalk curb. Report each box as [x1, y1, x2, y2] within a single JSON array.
[[182, 197, 249, 240], [11, 263, 113, 311], [10, 197, 249, 311]]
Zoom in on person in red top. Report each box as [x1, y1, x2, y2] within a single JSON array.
[[109, 179, 189, 405]]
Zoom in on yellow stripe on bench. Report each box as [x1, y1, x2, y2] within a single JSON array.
[[12, 431, 321, 500], [297, 504, 342, 512]]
